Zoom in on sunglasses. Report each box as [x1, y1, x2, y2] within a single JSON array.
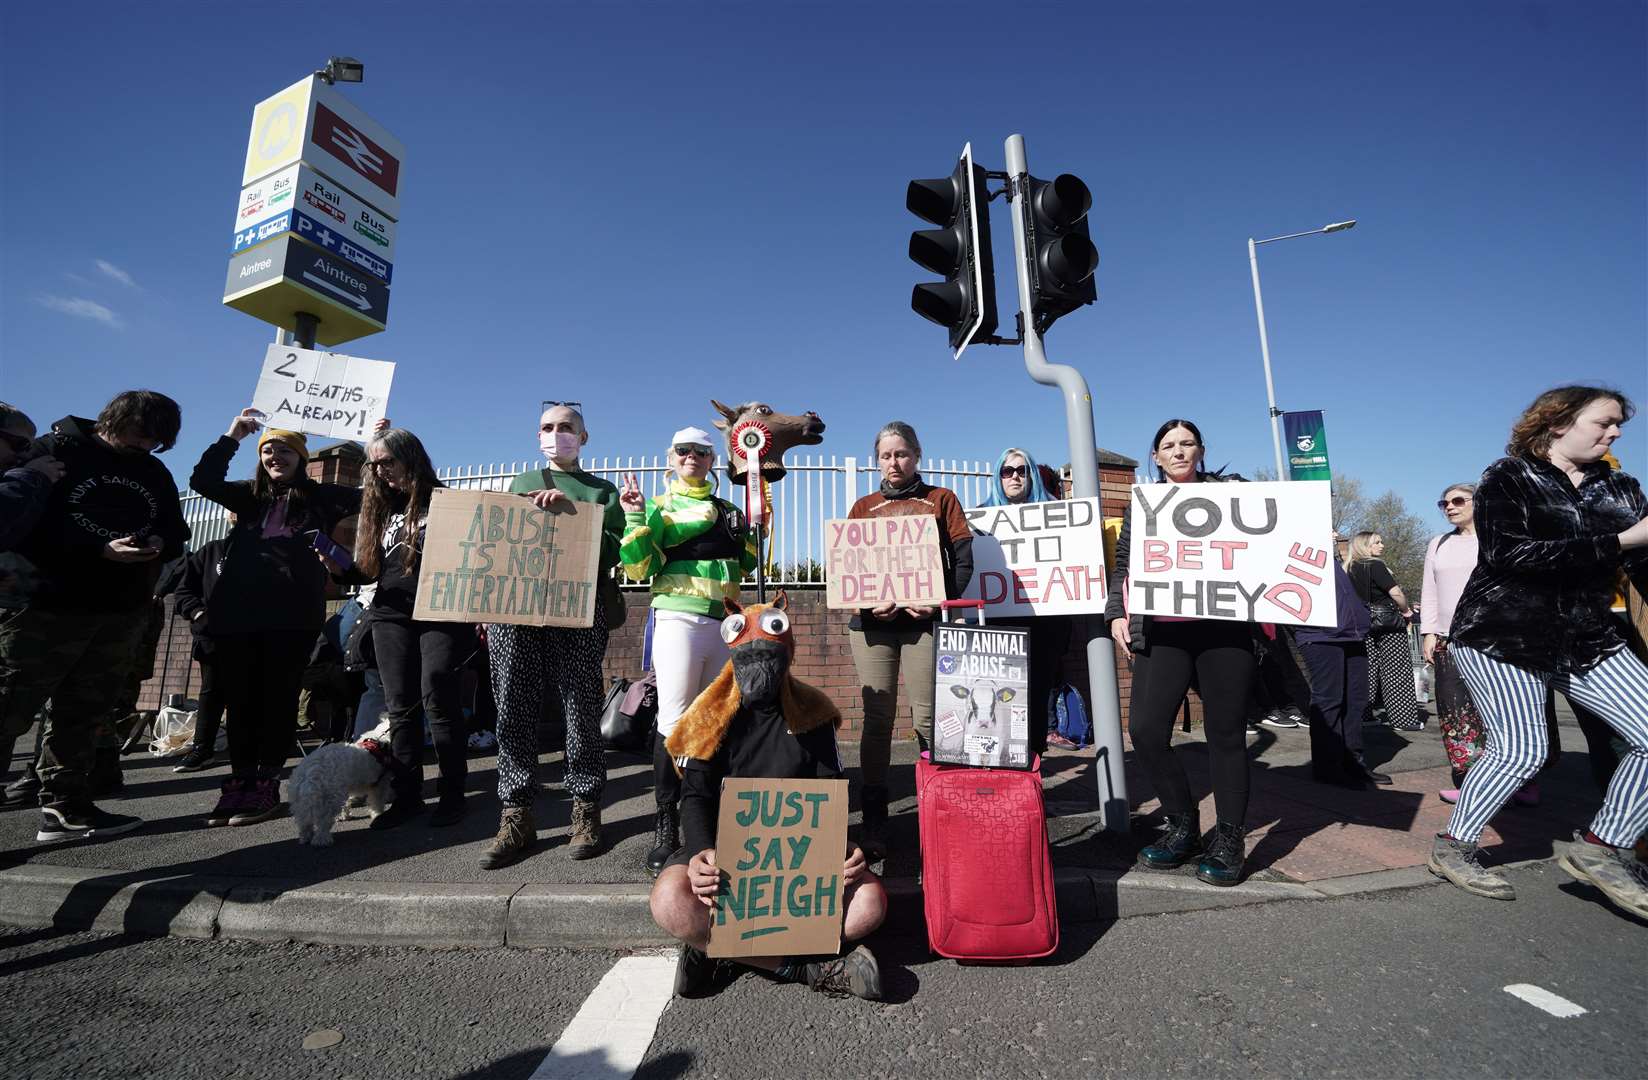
[[673, 445, 714, 458], [999, 465, 1028, 479], [1437, 495, 1470, 509], [543, 400, 582, 409], [365, 459, 399, 473], [0, 431, 31, 453]]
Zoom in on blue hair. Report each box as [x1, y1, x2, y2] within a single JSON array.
[[977, 447, 1053, 507]]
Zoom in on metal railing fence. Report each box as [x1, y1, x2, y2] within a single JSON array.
[[178, 454, 996, 586]]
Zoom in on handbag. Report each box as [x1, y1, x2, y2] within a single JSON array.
[[1367, 597, 1406, 634], [599, 671, 657, 753], [600, 569, 628, 631]]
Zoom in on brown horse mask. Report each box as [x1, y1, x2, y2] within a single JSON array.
[[711, 399, 826, 486]]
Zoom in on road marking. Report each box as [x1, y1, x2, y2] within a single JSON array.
[[1503, 984, 1586, 1018], [529, 953, 677, 1079]]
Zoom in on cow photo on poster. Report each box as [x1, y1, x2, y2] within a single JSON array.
[[933, 622, 1032, 769]]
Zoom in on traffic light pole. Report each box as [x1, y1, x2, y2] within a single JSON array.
[[1003, 134, 1129, 834]]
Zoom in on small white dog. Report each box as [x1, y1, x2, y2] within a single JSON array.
[[290, 734, 398, 846]]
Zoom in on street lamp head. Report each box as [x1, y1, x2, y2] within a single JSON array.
[[1323, 219, 1357, 233], [317, 56, 364, 85]]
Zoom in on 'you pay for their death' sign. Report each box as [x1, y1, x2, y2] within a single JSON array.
[[708, 778, 849, 959], [961, 497, 1108, 617], [250, 343, 393, 440], [823, 516, 944, 609], [1126, 480, 1336, 628]]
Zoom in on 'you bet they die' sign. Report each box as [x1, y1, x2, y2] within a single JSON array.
[[1126, 480, 1337, 628]]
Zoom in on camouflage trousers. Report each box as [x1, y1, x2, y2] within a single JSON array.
[[0, 605, 146, 809]]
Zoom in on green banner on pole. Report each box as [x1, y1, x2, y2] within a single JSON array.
[[1282, 410, 1332, 481]]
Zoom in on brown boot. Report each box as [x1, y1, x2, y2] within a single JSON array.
[[479, 806, 536, 870], [568, 797, 603, 860]]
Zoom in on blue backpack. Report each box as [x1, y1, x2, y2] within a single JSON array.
[[1049, 684, 1093, 748]]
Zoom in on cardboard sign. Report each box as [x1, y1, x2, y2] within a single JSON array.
[[823, 516, 944, 609], [249, 343, 394, 441], [933, 623, 1032, 768], [412, 489, 601, 627], [708, 778, 849, 959], [961, 497, 1108, 616], [1126, 481, 1337, 628]]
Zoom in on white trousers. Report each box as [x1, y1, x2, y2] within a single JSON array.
[[652, 609, 731, 739]]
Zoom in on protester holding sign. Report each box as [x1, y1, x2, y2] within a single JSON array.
[[1104, 418, 1256, 886], [649, 594, 885, 1001], [620, 426, 758, 877], [480, 404, 624, 869], [342, 424, 474, 830], [845, 421, 973, 860], [1431, 387, 1648, 919], [187, 411, 360, 826], [1343, 532, 1421, 731], [973, 446, 1072, 757]]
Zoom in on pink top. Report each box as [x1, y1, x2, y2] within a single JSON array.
[[1420, 530, 1478, 636]]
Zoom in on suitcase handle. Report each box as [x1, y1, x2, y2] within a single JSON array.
[[941, 599, 986, 625]]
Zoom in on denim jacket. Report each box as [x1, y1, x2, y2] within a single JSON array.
[[1449, 455, 1648, 674]]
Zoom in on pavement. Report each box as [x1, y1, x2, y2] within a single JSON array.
[[0, 700, 1613, 950]]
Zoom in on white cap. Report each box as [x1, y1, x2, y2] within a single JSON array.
[[671, 426, 715, 448]]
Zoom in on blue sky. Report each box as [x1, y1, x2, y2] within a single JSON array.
[[2, 1, 1643, 526]]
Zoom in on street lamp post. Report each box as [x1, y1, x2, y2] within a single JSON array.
[[1248, 220, 1356, 478]]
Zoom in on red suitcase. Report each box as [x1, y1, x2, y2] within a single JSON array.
[[916, 751, 1059, 961]]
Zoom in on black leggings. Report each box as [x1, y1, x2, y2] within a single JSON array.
[[213, 630, 314, 778], [371, 615, 474, 803], [193, 656, 226, 748], [1128, 619, 1255, 826]]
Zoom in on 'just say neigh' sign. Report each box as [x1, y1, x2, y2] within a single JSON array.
[[708, 778, 849, 959]]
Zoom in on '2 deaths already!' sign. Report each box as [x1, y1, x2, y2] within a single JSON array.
[[1126, 481, 1337, 628], [250, 343, 393, 440]]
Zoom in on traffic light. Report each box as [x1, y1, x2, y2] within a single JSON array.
[[1021, 172, 1097, 333], [906, 143, 997, 358]]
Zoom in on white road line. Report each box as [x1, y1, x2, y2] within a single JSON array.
[[1503, 984, 1587, 1018], [529, 954, 678, 1079]]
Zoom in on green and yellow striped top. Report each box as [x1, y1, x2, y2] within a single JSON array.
[[620, 478, 758, 617]]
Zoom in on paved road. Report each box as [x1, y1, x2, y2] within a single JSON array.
[[4, 862, 1641, 1079]]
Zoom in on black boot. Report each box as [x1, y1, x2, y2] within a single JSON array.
[[1139, 811, 1203, 868], [89, 747, 124, 798], [646, 805, 680, 879], [1350, 753, 1393, 786], [859, 785, 889, 862], [1196, 821, 1246, 886]]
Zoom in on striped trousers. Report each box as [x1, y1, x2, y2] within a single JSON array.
[[1448, 644, 1648, 847]]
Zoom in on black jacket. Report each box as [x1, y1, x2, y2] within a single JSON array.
[[190, 436, 360, 635], [16, 416, 189, 612], [0, 465, 53, 552], [679, 698, 843, 858], [1450, 456, 1648, 675], [171, 540, 227, 660]]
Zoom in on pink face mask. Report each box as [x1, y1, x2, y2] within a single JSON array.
[[540, 431, 581, 461]]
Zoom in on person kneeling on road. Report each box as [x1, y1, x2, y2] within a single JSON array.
[[648, 592, 887, 1001]]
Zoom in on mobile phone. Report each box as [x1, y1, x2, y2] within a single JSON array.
[[309, 530, 354, 571]]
